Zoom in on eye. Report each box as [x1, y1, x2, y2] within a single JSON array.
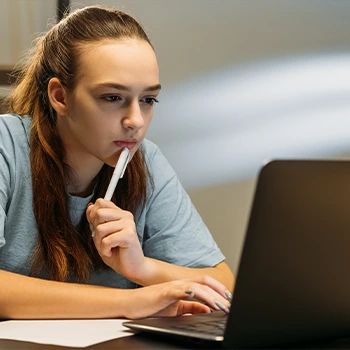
[[102, 95, 122, 102], [140, 97, 159, 105]]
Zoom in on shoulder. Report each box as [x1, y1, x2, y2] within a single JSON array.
[[141, 138, 160, 161], [141, 139, 171, 168], [0, 114, 31, 167], [0, 114, 31, 144], [141, 139, 176, 178]]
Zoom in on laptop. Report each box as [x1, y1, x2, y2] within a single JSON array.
[[123, 160, 350, 349]]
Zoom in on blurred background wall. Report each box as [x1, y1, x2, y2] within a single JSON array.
[[1, 0, 350, 274]]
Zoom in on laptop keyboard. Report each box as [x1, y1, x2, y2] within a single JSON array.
[[169, 317, 226, 336]]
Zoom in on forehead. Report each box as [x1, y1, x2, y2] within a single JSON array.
[[75, 39, 159, 86]]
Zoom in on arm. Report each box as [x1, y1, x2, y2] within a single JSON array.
[[87, 143, 234, 290], [0, 269, 230, 320], [88, 200, 234, 292], [134, 260, 234, 291]]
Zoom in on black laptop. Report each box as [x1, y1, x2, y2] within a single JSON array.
[[123, 160, 350, 349]]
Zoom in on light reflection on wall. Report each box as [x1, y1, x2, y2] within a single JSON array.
[[148, 52, 350, 189]]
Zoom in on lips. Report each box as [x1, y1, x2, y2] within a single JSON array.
[[115, 140, 137, 150]]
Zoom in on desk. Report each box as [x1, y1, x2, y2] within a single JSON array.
[[0, 334, 191, 350], [2, 334, 350, 350]]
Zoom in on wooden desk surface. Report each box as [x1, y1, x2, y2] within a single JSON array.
[[0, 334, 200, 350], [3, 334, 350, 350]]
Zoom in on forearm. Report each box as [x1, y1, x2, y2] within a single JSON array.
[[133, 260, 234, 291], [0, 269, 231, 320], [0, 270, 130, 320]]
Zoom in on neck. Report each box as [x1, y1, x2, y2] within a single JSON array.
[[56, 117, 105, 197], [65, 152, 104, 197]]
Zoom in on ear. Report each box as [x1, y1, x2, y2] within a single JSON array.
[[48, 77, 68, 116]]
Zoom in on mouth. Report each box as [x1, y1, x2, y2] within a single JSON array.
[[114, 139, 138, 150]]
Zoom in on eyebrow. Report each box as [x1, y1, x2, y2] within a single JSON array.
[[95, 83, 162, 92]]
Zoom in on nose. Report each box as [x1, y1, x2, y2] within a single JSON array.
[[122, 101, 145, 131]]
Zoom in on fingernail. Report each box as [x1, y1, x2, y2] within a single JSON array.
[[215, 300, 229, 313], [225, 290, 232, 301], [87, 202, 93, 207]]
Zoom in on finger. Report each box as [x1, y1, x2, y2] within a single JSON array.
[[92, 222, 115, 255], [94, 198, 121, 209], [94, 220, 135, 241], [94, 208, 132, 227], [92, 222, 125, 256], [153, 282, 226, 317], [182, 283, 230, 313], [87, 199, 122, 224], [166, 281, 228, 313], [193, 275, 232, 301], [99, 227, 139, 257], [154, 301, 211, 317], [175, 301, 211, 316]]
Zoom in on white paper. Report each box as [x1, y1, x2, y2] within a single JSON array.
[[0, 319, 132, 347]]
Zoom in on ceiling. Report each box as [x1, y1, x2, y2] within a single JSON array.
[[1, 0, 350, 188]]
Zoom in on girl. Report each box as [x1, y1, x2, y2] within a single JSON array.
[[0, 5, 233, 319]]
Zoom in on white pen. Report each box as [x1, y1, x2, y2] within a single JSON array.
[[104, 147, 130, 200]]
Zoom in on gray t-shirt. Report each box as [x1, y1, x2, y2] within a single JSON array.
[[0, 114, 225, 288]]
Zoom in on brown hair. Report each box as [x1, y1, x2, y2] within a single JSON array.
[[4, 6, 153, 282]]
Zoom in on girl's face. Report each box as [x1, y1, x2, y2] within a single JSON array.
[[57, 39, 160, 170]]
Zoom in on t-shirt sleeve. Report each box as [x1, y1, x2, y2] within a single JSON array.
[[141, 142, 225, 268]]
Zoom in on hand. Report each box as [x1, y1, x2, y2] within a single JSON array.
[[86, 198, 145, 280], [123, 275, 231, 319]]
